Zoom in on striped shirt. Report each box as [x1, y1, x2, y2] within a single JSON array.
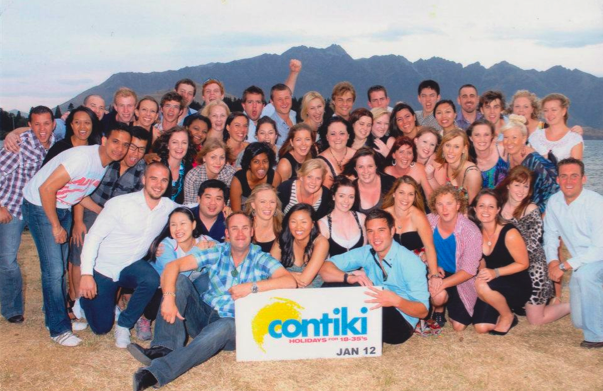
[[0, 130, 54, 219], [427, 213, 482, 316], [190, 242, 282, 318]]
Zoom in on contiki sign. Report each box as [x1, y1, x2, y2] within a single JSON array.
[[235, 286, 383, 361]]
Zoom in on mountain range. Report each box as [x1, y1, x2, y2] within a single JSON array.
[[61, 44, 603, 129]]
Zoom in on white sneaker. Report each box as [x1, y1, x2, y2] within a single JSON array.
[[115, 325, 131, 348], [51, 331, 82, 347], [72, 320, 88, 331]]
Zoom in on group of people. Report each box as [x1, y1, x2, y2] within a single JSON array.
[[1, 58, 602, 391]]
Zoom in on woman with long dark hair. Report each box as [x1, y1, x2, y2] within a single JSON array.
[[271, 203, 329, 288], [223, 112, 249, 166], [384, 136, 433, 201], [496, 166, 570, 324], [276, 123, 314, 182], [390, 102, 420, 140], [317, 176, 366, 257], [467, 119, 508, 189], [42, 106, 102, 165], [152, 126, 197, 204]]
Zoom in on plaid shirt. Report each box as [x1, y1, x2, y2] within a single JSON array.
[[89, 159, 145, 208], [0, 130, 54, 219], [416, 110, 443, 132], [183, 163, 236, 204], [190, 242, 282, 318]]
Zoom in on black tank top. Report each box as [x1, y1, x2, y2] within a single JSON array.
[[255, 239, 275, 254], [283, 152, 302, 180], [234, 168, 276, 198], [327, 212, 364, 256], [317, 155, 337, 180], [394, 231, 424, 252], [483, 224, 531, 287]]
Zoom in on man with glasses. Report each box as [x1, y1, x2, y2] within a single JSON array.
[[319, 209, 429, 345]]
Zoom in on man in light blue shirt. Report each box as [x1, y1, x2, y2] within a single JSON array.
[[320, 209, 429, 345], [544, 158, 603, 349]]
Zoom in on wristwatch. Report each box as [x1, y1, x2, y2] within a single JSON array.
[[251, 282, 258, 294], [559, 262, 567, 272]]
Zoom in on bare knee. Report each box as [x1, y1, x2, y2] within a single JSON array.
[[474, 323, 492, 334], [451, 321, 467, 332]]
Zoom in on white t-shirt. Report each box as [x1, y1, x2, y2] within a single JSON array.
[[529, 128, 583, 161], [23, 145, 107, 209]]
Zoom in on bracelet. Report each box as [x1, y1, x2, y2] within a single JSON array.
[[343, 273, 349, 284], [494, 268, 500, 278], [429, 274, 442, 279], [163, 292, 176, 297]]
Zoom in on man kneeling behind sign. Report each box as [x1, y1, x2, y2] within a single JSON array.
[[320, 209, 429, 345]]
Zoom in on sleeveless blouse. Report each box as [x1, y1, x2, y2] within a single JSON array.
[[321, 212, 364, 256]]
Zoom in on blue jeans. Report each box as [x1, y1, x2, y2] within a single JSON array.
[[22, 199, 72, 337], [147, 275, 235, 386], [0, 212, 26, 319], [569, 260, 603, 342], [80, 260, 160, 334]]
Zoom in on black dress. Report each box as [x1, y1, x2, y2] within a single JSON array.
[[357, 173, 396, 215], [473, 224, 532, 324], [394, 231, 423, 253], [282, 152, 302, 180], [325, 212, 364, 256]]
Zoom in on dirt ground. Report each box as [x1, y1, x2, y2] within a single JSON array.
[[1, 233, 602, 391]]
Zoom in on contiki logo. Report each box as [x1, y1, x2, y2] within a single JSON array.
[[251, 297, 369, 352]]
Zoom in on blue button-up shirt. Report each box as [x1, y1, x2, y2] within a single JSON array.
[[327, 242, 429, 327], [190, 243, 283, 318]]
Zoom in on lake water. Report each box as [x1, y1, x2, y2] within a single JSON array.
[[584, 140, 603, 195]]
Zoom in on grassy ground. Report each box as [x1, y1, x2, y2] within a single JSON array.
[[1, 233, 602, 391]]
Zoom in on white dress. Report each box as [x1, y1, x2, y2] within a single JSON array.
[[528, 128, 582, 161]]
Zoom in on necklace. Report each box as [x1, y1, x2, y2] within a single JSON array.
[[483, 227, 497, 247], [329, 147, 347, 171]]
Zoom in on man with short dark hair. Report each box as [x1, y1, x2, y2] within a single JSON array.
[[241, 85, 266, 143], [22, 125, 132, 346], [479, 90, 506, 138], [320, 209, 429, 345], [416, 80, 442, 131], [174, 79, 198, 125], [456, 84, 482, 130], [156, 92, 184, 133], [0, 106, 55, 324], [544, 158, 603, 349], [367, 85, 392, 111], [129, 212, 296, 390], [79, 162, 178, 348], [191, 179, 228, 242]]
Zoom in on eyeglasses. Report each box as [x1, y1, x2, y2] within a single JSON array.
[[129, 144, 146, 155]]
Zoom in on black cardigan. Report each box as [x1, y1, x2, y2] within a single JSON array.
[[277, 179, 331, 221]]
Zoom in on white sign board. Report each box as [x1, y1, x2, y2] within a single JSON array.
[[235, 287, 382, 362]]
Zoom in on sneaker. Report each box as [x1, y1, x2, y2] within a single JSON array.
[[580, 340, 603, 349], [414, 321, 431, 337], [425, 319, 442, 336], [433, 311, 446, 328], [115, 325, 131, 348], [135, 317, 152, 341], [51, 331, 82, 347], [72, 320, 88, 331]]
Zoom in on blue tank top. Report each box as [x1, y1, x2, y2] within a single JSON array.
[[434, 227, 456, 273]]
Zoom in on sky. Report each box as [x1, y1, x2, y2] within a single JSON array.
[[1, 0, 602, 111]]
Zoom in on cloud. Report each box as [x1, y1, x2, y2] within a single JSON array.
[[371, 26, 445, 42], [534, 30, 603, 48]]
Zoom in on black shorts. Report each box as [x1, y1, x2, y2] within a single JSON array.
[[444, 271, 473, 326]]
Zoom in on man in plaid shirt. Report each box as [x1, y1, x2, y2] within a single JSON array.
[[0, 106, 55, 323], [128, 212, 296, 390]]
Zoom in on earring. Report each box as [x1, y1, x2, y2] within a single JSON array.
[[392, 159, 396, 167]]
